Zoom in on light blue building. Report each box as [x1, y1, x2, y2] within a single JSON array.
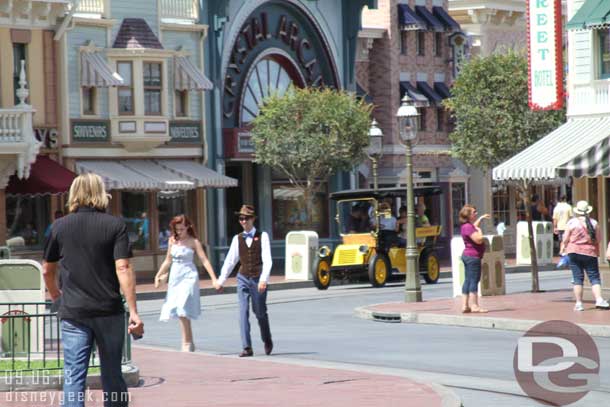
[[56, 0, 235, 277], [201, 0, 377, 269]]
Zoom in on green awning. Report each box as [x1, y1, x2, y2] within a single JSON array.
[[566, 0, 610, 30]]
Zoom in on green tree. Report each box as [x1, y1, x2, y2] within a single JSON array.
[[252, 87, 372, 226], [444, 51, 565, 292]]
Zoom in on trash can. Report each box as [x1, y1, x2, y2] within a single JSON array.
[[0, 260, 45, 355], [451, 236, 465, 297], [480, 235, 505, 296], [285, 231, 319, 280]]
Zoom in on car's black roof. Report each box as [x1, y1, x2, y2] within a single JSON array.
[[329, 185, 442, 200]]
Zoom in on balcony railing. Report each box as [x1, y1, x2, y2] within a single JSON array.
[[160, 0, 199, 22], [74, 0, 198, 21], [74, 0, 108, 17], [0, 60, 39, 179], [568, 80, 610, 117]]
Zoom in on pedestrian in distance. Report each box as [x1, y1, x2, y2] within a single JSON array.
[[214, 204, 274, 357], [155, 215, 218, 352], [553, 195, 573, 246], [42, 173, 144, 407], [459, 204, 491, 313], [560, 200, 610, 311]]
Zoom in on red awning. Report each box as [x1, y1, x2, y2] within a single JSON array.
[[6, 156, 76, 196]]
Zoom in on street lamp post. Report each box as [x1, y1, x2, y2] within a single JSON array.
[[397, 95, 422, 303], [367, 119, 383, 191]]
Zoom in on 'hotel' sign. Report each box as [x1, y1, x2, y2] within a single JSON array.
[[527, 0, 563, 110]]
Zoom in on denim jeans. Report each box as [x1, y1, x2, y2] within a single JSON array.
[[461, 255, 482, 294], [61, 314, 128, 407], [568, 253, 602, 286]]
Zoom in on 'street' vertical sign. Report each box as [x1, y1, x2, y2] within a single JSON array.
[[527, 0, 563, 110]]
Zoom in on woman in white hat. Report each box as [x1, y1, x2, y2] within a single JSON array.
[[560, 200, 610, 311]]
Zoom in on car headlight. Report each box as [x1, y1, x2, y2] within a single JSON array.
[[318, 246, 331, 257], [359, 245, 369, 254]]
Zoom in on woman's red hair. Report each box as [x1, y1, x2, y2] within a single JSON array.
[[169, 214, 197, 240]]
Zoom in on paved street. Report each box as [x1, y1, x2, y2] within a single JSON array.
[[136, 270, 610, 406]]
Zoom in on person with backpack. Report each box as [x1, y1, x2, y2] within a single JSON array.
[[560, 200, 610, 311]]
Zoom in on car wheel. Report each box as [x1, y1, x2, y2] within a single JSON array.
[[313, 257, 332, 290], [368, 252, 390, 287], [421, 250, 440, 284]]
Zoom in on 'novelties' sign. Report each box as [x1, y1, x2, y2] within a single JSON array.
[[527, 0, 563, 110]]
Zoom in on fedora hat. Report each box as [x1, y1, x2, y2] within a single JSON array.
[[235, 204, 256, 217], [573, 200, 593, 216]]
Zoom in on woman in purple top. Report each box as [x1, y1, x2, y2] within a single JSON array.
[[459, 205, 490, 313]]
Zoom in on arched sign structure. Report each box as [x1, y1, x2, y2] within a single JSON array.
[[222, 1, 339, 131]]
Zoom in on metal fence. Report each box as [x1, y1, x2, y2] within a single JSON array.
[[0, 301, 132, 374]]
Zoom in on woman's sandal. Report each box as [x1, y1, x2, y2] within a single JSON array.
[[470, 307, 488, 313], [462, 307, 471, 313]]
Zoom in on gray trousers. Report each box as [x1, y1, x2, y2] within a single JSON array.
[[237, 273, 272, 349]]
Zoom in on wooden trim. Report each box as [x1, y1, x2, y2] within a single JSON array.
[[11, 29, 31, 44]]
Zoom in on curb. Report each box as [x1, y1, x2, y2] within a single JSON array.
[[135, 263, 552, 301], [354, 306, 610, 338], [0, 364, 139, 392]]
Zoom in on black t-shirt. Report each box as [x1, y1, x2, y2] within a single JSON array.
[[43, 207, 131, 320]]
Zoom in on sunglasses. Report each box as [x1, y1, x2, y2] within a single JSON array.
[[239, 216, 252, 221]]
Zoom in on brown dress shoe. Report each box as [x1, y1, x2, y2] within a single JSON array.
[[264, 341, 273, 355], [239, 348, 253, 357]]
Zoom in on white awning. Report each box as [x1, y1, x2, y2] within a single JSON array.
[[174, 56, 213, 91], [156, 160, 238, 188], [492, 117, 610, 181], [81, 51, 123, 87]]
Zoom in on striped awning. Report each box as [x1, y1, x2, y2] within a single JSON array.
[[156, 160, 238, 188], [493, 117, 610, 181], [175, 56, 213, 91], [76, 160, 237, 190], [80, 51, 123, 87], [415, 6, 445, 32], [566, 0, 610, 30], [400, 81, 429, 106], [432, 6, 460, 32], [416, 81, 443, 105], [398, 4, 426, 30]]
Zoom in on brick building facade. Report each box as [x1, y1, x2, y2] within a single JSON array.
[[357, 0, 469, 257]]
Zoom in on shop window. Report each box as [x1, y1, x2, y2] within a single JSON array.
[[400, 31, 408, 55], [271, 183, 329, 240], [175, 90, 188, 117], [436, 107, 443, 131], [493, 187, 510, 228], [13, 44, 27, 105], [157, 191, 187, 250], [417, 31, 425, 56], [144, 62, 162, 116], [451, 183, 465, 235], [6, 196, 51, 250], [600, 29, 610, 79], [117, 62, 134, 115], [121, 192, 150, 250], [418, 108, 427, 131], [82, 87, 96, 115], [434, 32, 443, 57]]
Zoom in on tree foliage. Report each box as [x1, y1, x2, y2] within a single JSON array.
[[443, 51, 565, 169], [252, 87, 372, 224]]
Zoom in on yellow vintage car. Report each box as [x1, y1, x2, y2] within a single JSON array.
[[313, 186, 442, 289]]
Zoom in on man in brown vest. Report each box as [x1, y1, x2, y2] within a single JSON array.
[[215, 204, 273, 357]]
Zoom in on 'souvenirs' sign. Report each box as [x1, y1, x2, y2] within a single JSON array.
[[527, 0, 563, 110]]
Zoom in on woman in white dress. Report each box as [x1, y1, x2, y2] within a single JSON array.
[[154, 215, 217, 352]]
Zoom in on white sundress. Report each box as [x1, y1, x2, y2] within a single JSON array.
[[159, 244, 201, 321]]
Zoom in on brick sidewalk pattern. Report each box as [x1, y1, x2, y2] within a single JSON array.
[[1, 348, 448, 407]]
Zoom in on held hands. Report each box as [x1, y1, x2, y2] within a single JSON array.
[[212, 280, 223, 293]]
